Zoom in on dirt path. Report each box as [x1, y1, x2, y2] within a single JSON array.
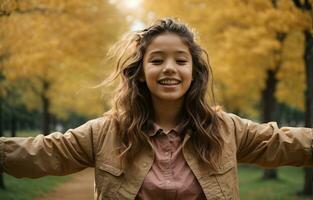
[[36, 168, 94, 200]]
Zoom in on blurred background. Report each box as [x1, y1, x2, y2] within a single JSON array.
[[0, 0, 312, 199]]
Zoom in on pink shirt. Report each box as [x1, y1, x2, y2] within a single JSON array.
[[136, 122, 206, 200]]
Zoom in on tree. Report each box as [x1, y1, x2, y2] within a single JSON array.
[[0, 38, 10, 190], [1, 0, 127, 134], [291, 0, 313, 196]]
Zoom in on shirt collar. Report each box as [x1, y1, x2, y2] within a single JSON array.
[[147, 121, 185, 137]]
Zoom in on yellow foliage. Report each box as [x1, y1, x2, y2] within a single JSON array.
[[1, 0, 128, 119], [277, 31, 305, 110]]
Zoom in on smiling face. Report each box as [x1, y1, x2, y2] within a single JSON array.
[[142, 33, 193, 104]]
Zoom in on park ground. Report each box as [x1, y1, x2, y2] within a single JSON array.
[[35, 168, 93, 200]]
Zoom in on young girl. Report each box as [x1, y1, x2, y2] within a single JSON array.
[[0, 18, 312, 200]]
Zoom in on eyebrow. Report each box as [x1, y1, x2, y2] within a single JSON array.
[[148, 50, 190, 56]]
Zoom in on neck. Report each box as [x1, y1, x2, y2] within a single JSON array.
[[151, 98, 184, 131]]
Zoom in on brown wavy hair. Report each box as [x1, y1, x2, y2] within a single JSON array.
[[104, 18, 223, 170]]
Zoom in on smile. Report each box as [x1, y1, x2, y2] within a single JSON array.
[[158, 78, 181, 85]]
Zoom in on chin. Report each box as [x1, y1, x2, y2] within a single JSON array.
[[158, 95, 185, 102]]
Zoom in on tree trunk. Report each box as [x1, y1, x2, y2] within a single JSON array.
[[51, 114, 57, 131], [0, 98, 5, 189], [289, 0, 313, 195], [302, 30, 313, 196], [261, 32, 286, 180], [41, 80, 50, 135], [262, 69, 278, 180], [10, 108, 16, 137]]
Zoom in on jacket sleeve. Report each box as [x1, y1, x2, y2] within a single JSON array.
[[0, 117, 104, 178], [225, 112, 313, 167]]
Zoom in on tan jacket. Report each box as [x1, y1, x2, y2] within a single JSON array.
[[0, 111, 312, 200]]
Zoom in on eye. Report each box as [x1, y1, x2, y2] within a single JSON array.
[[150, 59, 163, 65], [176, 60, 187, 65]]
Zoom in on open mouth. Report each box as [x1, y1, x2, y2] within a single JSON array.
[[158, 78, 181, 85]]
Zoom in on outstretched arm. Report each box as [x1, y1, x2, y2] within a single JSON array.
[[0, 117, 105, 178], [221, 112, 313, 167]]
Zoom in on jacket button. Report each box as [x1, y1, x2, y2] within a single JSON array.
[[143, 163, 147, 168]]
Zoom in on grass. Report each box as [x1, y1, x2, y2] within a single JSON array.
[[0, 174, 71, 200], [3, 130, 41, 137], [239, 165, 312, 200]]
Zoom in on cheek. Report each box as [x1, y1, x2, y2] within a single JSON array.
[[143, 70, 157, 88], [183, 68, 193, 81], [183, 69, 193, 89], [184, 80, 193, 91]]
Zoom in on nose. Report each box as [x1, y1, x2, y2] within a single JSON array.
[[162, 59, 176, 74]]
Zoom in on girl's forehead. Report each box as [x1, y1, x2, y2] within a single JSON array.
[[144, 33, 190, 56]]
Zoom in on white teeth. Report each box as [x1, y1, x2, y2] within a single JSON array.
[[159, 79, 180, 85]]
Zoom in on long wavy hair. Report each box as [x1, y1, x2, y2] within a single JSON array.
[[104, 18, 224, 170]]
